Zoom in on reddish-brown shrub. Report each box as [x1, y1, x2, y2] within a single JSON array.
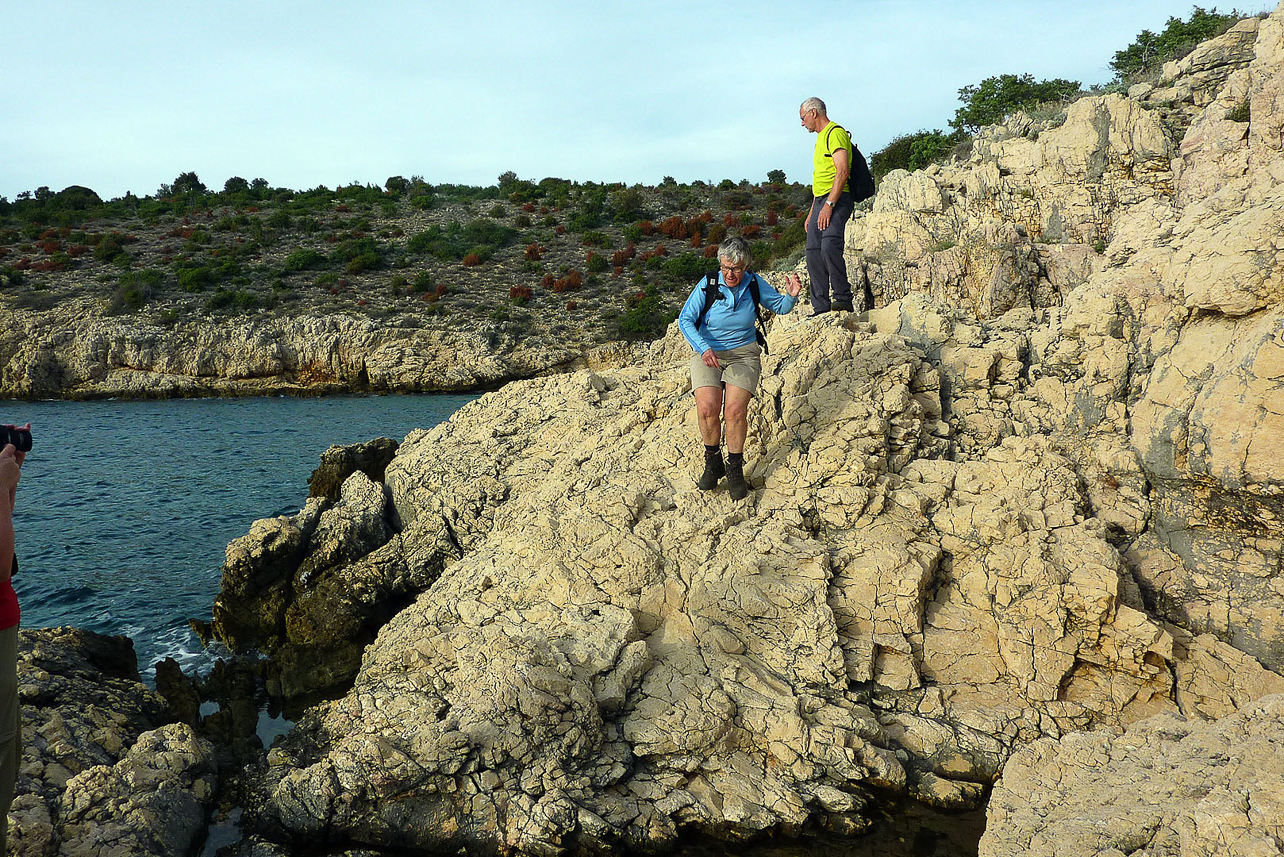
[[540, 206, 549, 214], [39, 239, 61, 254], [653, 243, 667, 257], [525, 242, 543, 261], [658, 216, 686, 239], [32, 257, 69, 272], [689, 234, 702, 248], [335, 203, 350, 212], [723, 213, 737, 228], [541, 273, 556, 288], [553, 269, 583, 292], [742, 225, 762, 239], [612, 266, 624, 278], [566, 300, 578, 311], [555, 225, 566, 235], [0, 248, 9, 259], [67, 244, 89, 257], [703, 245, 718, 258], [12, 258, 31, 270], [509, 285, 533, 301], [357, 299, 368, 306], [766, 210, 779, 226], [422, 292, 439, 303], [462, 253, 483, 266], [697, 210, 714, 224], [638, 220, 655, 236], [626, 289, 647, 308], [522, 202, 536, 213], [435, 283, 448, 297]]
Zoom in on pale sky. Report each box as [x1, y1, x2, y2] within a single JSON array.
[[2, 1, 1272, 200]]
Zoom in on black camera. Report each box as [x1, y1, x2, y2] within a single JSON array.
[[1, 426, 31, 452]]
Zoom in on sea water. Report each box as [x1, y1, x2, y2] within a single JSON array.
[[4, 394, 475, 678]]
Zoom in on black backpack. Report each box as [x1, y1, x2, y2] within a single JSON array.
[[694, 272, 769, 354], [826, 124, 875, 203]]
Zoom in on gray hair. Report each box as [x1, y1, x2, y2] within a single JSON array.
[[800, 97, 827, 116], [718, 236, 752, 268]]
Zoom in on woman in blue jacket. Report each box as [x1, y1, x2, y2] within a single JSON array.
[[677, 237, 802, 499]]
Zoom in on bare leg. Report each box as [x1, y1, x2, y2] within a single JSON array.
[[722, 384, 753, 454], [694, 385, 725, 446]]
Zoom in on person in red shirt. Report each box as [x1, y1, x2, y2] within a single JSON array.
[[0, 426, 25, 854]]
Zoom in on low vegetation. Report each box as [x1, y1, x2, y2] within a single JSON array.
[[0, 172, 814, 342]]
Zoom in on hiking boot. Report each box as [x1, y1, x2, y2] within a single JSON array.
[[832, 300, 854, 312], [698, 453, 725, 491], [726, 459, 750, 500]]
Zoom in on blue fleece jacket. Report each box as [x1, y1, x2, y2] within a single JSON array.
[[677, 273, 797, 355]]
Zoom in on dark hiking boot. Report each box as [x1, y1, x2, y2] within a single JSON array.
[[832, 300, 854, 312], [726, 459, 750, 500], [698, 452, 725, 491]]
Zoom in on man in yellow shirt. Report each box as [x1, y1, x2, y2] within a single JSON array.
[[800, 97, 855, 313]]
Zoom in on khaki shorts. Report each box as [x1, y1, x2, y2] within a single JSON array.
[[690, 343, 762, 395]]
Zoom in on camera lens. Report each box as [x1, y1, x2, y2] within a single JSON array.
[[2, 427, 31, 453]]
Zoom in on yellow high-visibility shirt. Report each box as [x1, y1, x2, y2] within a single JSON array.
[[812, 122, 853, 197]]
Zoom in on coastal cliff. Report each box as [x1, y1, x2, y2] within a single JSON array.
[[0, 306, 586, 398], [196, 9, 1284, 855], [10, 8, 1284, 856]]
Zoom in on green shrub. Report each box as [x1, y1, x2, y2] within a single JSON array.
[[412, 271, 435, 292], [284, 248, 327, 271], [1228, 98, 1251, 122], [108, 268, 163, 313], [950, 74, 1081, 134], [663, 252, 717, 280], [177, 266, 211, 292], [1111, 7, 1242, 82], [332, 236, 382, 273], [618, 287, 674, 339], [871, 129, 964, 179], [205, 288, 259, 312], [580, 230, 611, 249]]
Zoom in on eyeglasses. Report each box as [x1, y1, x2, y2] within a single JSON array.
[[720, 264, 746, 275]]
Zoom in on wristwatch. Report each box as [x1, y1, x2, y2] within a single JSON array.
[[823, 200, 834, 208]]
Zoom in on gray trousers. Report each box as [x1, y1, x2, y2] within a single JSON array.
[[805, 191, 854, 311]]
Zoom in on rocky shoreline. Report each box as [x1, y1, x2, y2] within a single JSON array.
[[11, 8, 1284, 856]]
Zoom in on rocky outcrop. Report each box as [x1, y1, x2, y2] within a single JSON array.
[[0, 305, 583, 399], [10, 628, 216, 857], [981, 693, 1284, 856], [195, 9, 1284, 856]]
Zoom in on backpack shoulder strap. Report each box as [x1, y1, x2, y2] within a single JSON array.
[[747, 274, 769, 355], [694, 272, 720, 328]]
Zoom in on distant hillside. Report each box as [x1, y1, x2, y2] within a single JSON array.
[[0, 174, 814, 351]]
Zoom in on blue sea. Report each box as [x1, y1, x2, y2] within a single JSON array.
[[4, 394, 476, 679]]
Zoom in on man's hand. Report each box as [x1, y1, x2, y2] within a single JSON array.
[[817, 202, 832, 230], [701, 349, 721, 369], [785, 274, 802, 297]]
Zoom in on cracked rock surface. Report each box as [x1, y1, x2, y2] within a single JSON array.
[[209, 10, 1284, 855]]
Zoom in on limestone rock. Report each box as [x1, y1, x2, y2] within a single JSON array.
[[981, 694, 1284, 857], [9, 628, 214, 857], [0, 306, 580, 399]]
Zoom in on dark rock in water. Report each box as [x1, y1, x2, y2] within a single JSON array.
[[211, 437, 457, 704], [307, 436, 399, 500], [11, 627, 217, 857], [156, 656, 202, 726]]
